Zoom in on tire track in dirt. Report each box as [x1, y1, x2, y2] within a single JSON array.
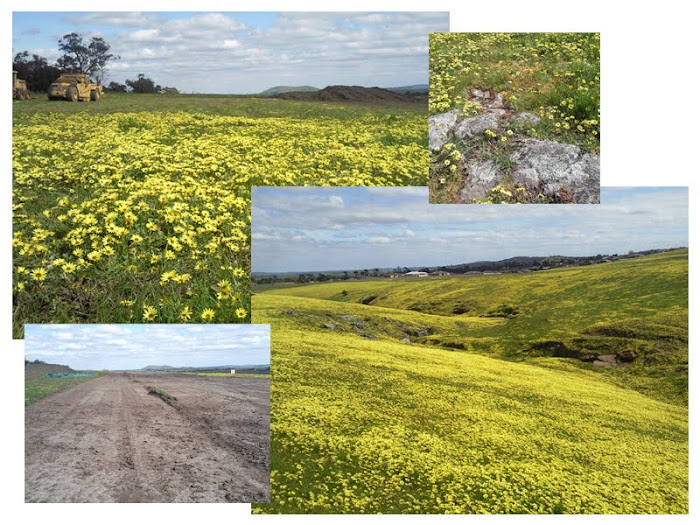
[[25, 373, 269, 502]]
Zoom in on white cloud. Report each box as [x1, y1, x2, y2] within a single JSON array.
[[25, 324, 271, 370], [368, 236, 391, 244], [252, 187, 688, 272], [19, 12, 448, 93]]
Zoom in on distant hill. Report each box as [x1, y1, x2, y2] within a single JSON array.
[[138, 364, 270, 373], [274, 85, 425, 105], [260, 85, 319, 96], [386, 84, 429, 93], [25, 362, 75, 377]]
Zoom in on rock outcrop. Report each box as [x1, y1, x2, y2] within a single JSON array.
[[429, 89, 599, 203]]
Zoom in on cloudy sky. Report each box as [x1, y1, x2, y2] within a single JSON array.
[[251, 187, 688, 273], [24, 324, 270, 370], [12, 11, 448, 93]]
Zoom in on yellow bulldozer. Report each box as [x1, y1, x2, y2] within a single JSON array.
[[48, 73, 103, 102], [12, 70, 31, 99]]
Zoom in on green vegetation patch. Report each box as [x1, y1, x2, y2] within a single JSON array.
[[25, 372, 102, 405], [430, 33, 600, 151], [146, 385, 177, 404]]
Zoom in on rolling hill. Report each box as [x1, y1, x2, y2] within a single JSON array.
[[259, 85, 319, 96], [252, 249, 688, 514]]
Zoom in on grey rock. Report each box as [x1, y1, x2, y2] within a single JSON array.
[[512, 112, 541, 126], [339, 315, 359, 323], [453, 113, 500, 140], [460, 160, 501, 202], [510, 138, 600, 203], [401, 337, 412, 344], [592, 359, 615, 368], [597, 354, 617, 363], [322, 322, 344, 331], [485, 108, 508, 118], [490, 93, 504, 109], [429, 109, 461, 150]]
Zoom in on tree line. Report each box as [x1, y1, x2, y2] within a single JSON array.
[[13, 32, 177, 94]]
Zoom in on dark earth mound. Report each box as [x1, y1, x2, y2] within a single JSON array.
[[25, 362, 74, 377], [274, 85, 426, 105]]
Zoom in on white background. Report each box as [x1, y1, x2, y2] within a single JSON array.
[[1, 0, 696, 521]]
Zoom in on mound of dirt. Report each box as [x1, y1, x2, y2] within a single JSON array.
[[25, 362, 74, 377], [274, 85, 425, 105]]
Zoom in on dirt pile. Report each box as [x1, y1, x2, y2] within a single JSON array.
[[25, 362, 74, 377], [275, 85, 425, 105]]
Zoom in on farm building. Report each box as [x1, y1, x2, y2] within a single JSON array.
[[404, 271, 429, 277]]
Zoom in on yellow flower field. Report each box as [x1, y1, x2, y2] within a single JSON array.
[[430, 32, 600, 151], [12, 96, 427, 336]]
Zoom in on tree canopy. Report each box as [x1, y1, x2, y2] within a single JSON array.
[[125, 74, 161, 94], [13, 51, 61, 92], [56, 32, 119, 83]]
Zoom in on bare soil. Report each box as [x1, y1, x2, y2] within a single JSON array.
[[25, 372, 269, 503]]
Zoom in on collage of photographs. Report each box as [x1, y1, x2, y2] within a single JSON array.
[[4, 2, 695, 522]]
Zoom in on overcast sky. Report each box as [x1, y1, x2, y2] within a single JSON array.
[[25, 324, 270, 370], [12, 11, 448, 93], [251, 187, 688, 273]]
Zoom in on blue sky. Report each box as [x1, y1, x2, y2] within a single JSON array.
[[251, 187, 689, 273], [12, 11, 448, 93], [24, 324, 270, 370]]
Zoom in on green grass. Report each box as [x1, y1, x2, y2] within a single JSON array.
[[430, 33, 600, 151], [13, 92, 424, 121], [25, 372, 102, 405], [252, 250, 688, 513], [146, 385, 177, 403]]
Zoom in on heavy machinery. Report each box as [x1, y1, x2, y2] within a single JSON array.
[[48, 73, 103, 102], [12, 70, 31, 99]]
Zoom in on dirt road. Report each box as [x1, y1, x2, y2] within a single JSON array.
[[25, 373, 269, 503]]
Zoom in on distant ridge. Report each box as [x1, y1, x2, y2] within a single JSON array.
[[260, 85, 319, 96], [386, 84, 429, 93], [136, 364, 270, 372], [273, 85, 425, 104]]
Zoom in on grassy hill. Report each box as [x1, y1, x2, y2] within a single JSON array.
[[259, 85, 319, 96], [265, 250, 688, 404], [252, 249, 688, 513]]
